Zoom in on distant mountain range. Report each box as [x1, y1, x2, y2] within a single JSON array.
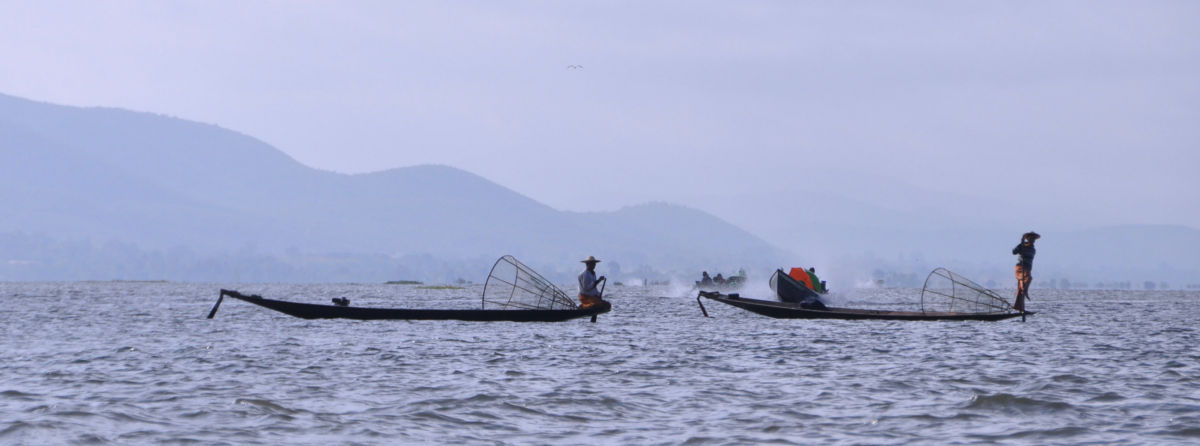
[[0, 93, 787, 282], [2, 92, 1197, 287]]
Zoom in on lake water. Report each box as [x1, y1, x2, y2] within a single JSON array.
[[2, 282, 1198, 445]]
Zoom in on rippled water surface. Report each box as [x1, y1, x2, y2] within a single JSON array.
[[2, 282, 1199, 445]]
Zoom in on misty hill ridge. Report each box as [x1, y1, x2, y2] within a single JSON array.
[[3, 92, 1197, 284], [0, 92, 786, 279]]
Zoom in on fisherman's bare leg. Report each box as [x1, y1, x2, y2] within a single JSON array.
[[1013, 265, 1028, 312], [1021, 271, 1033, 302]]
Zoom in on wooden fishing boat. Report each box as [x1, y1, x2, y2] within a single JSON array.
[[697, 268, 1031, 322], [206, 255, 610, 322], [208, 289, 608, 321], [697, 291, 1028, 321], [769, 268, 824, 305]]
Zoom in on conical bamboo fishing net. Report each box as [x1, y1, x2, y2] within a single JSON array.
[[920, 268, 1015, 314], [482, 255, 577, 310]]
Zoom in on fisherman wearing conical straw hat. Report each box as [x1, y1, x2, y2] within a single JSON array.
[[578, 256, 610, 310]]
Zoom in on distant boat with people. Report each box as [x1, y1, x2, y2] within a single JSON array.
[[695, 269, 747, 292]]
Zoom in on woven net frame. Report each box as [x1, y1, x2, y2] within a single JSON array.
[[920, 268, 1015, 314], [481, 255, 578, 310]]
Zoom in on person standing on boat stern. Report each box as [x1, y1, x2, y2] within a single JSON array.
[[1012, 231, 1039, 312], [578, 256, 609, 310]]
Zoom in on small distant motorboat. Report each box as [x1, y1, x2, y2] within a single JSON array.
[[695, 280, 744, 292], [206, 255, 610, 323], [698, 268, 1031, 322], [695, 270, 747, 292]]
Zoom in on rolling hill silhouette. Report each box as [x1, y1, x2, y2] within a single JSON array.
[[0, 93, 786, 281]]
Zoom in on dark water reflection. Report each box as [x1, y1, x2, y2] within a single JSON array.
[[2, 282, 1198, 444]]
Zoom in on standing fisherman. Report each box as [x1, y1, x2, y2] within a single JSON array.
[[1012, 231, 1040, 312], [578, 256, 610, 310]]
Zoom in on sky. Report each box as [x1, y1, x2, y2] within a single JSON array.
[[2, 1, 1198, 231]]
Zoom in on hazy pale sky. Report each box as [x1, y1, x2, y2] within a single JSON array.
[[3, 1, 1197, 228]]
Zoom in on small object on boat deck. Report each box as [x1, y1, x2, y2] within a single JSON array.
[[331, 297, 350, 307]]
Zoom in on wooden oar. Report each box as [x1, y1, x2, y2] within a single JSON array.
[[697, 292, 710, 317], [206, 289, 228, 318]]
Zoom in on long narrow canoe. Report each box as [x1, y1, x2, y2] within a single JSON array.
[[697, 291, 1030, 321], [208, 289, 610, 322]]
